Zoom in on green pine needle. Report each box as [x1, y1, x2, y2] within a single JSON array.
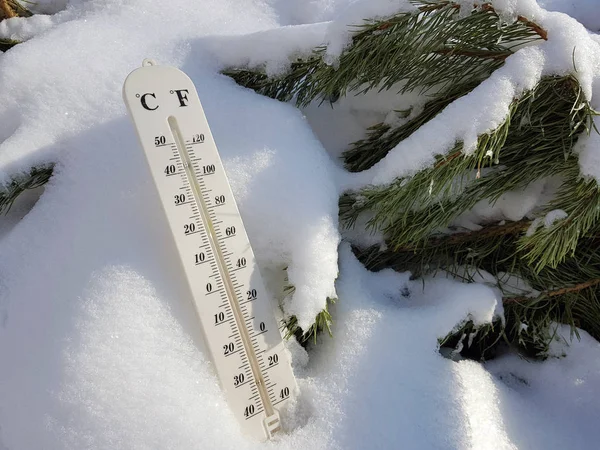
[[282, 298, 335, 346], [518, 171, 600, 272]]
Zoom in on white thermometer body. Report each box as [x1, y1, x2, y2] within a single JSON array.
[[123, 61, 297, 440]]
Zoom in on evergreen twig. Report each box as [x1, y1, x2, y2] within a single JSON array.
[[280, 270, 336, 346], [343, 80, 481, 171], [340, 76, 596, 271], [282, 298, 335, 346], [0, 165, 54, 214], [224, 1, 544, 107], [353, 226, 600, 358]]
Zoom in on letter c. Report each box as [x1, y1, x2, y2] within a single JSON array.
[[140, 93, 158, 110]]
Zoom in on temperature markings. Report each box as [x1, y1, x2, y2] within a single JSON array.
[[218, 307, 233, 316], [244, 408, 264, 420], [238, 298, 257, 306], [234, 379, 251, 389], [265, 362, 279, 370], [251, 343, 263, 353], [206, 287, 224, 296], [214, 319, 232, 327], [252, 329, 268, 338], [224, 349, 241, 358], [271, 397, 288, 408]]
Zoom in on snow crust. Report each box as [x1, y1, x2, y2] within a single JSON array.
[[1, 0, 600, 449]]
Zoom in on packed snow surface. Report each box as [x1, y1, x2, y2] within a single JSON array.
[[1, 0, 600, 449]]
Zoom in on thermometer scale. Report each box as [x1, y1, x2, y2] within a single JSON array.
[[123, 60, 297, 440]]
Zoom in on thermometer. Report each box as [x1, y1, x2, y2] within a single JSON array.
[[123, 60, 297, 441]]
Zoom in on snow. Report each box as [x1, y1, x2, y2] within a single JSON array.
[[543, 208, 568, 227], [539, 0, 600, 32], [205, 23, 330, 77], [1, 0, 600, 449]]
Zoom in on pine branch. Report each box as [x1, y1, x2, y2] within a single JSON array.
[[344, 66, 586, 174], [505, 279, 600, 304], [352, 219, 530, 276], [0, 164, 54, 214], [343, 79, 480, 172], [355, 224, 600, 358], [340, 76, 594, 261], [353, 219, 600, 292], [494, 285, 600, 358], [224, 1, 545, 107], [479, 3, 548, 41]]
